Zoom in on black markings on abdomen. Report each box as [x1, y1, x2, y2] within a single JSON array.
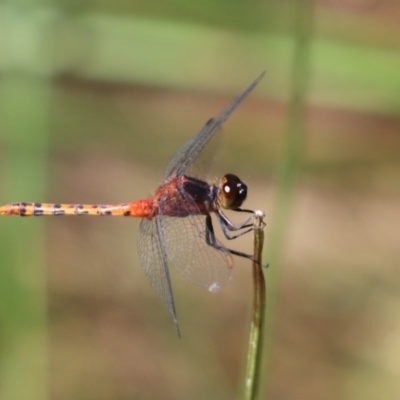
[[54, 209, 65, 216]]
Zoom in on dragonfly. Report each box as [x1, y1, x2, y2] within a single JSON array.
[[0, 71, 265, 335]]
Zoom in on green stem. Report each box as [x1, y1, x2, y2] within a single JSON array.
[[263, 0, 313, 397], [243, 212, 266, 400], [0, 2, 55, 398]]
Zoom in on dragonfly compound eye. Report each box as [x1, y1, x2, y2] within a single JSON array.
[[219, 174, 248, 209]]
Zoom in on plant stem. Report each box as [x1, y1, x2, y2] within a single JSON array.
[[243, 211, 266, 400]]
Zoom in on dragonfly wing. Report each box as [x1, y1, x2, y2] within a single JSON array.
[[159, 192, 234, 292], [164, 127, 223, 181], [164, 71, 265, 180], [162, 214, 233, 292], [137, 216, 179, 331]]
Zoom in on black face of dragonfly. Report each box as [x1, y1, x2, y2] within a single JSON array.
[[217, 174, 248, 210]]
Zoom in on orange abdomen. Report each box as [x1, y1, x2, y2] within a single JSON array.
[[0, 199, 155, 218]]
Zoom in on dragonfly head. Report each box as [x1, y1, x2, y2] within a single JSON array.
[[218, 174, 248, 209]]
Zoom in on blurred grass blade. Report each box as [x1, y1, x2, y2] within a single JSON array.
[[0, 3, 54, 399], [0, 73, 51, 400], [263, 0, 314, 397]]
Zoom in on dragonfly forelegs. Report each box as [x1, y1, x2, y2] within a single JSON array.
[[216, 209, 257, 240], [205, 214, 255, 262]]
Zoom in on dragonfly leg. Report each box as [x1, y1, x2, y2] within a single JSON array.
[[215, 209, 258, 240], [205, 214, 255, 262]]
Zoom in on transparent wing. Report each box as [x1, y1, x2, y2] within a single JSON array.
[[164, 71, 265, 180], [137, 216, 179, 329], [159, 193, 234, 292], [162, 215, 233, 291], [165, 126, 223, 181]]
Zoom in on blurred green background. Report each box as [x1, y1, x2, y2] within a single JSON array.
[[0, 0, 400, 399]]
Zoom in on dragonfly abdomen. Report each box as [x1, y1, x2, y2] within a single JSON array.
[[0, 201, 154, 217]]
